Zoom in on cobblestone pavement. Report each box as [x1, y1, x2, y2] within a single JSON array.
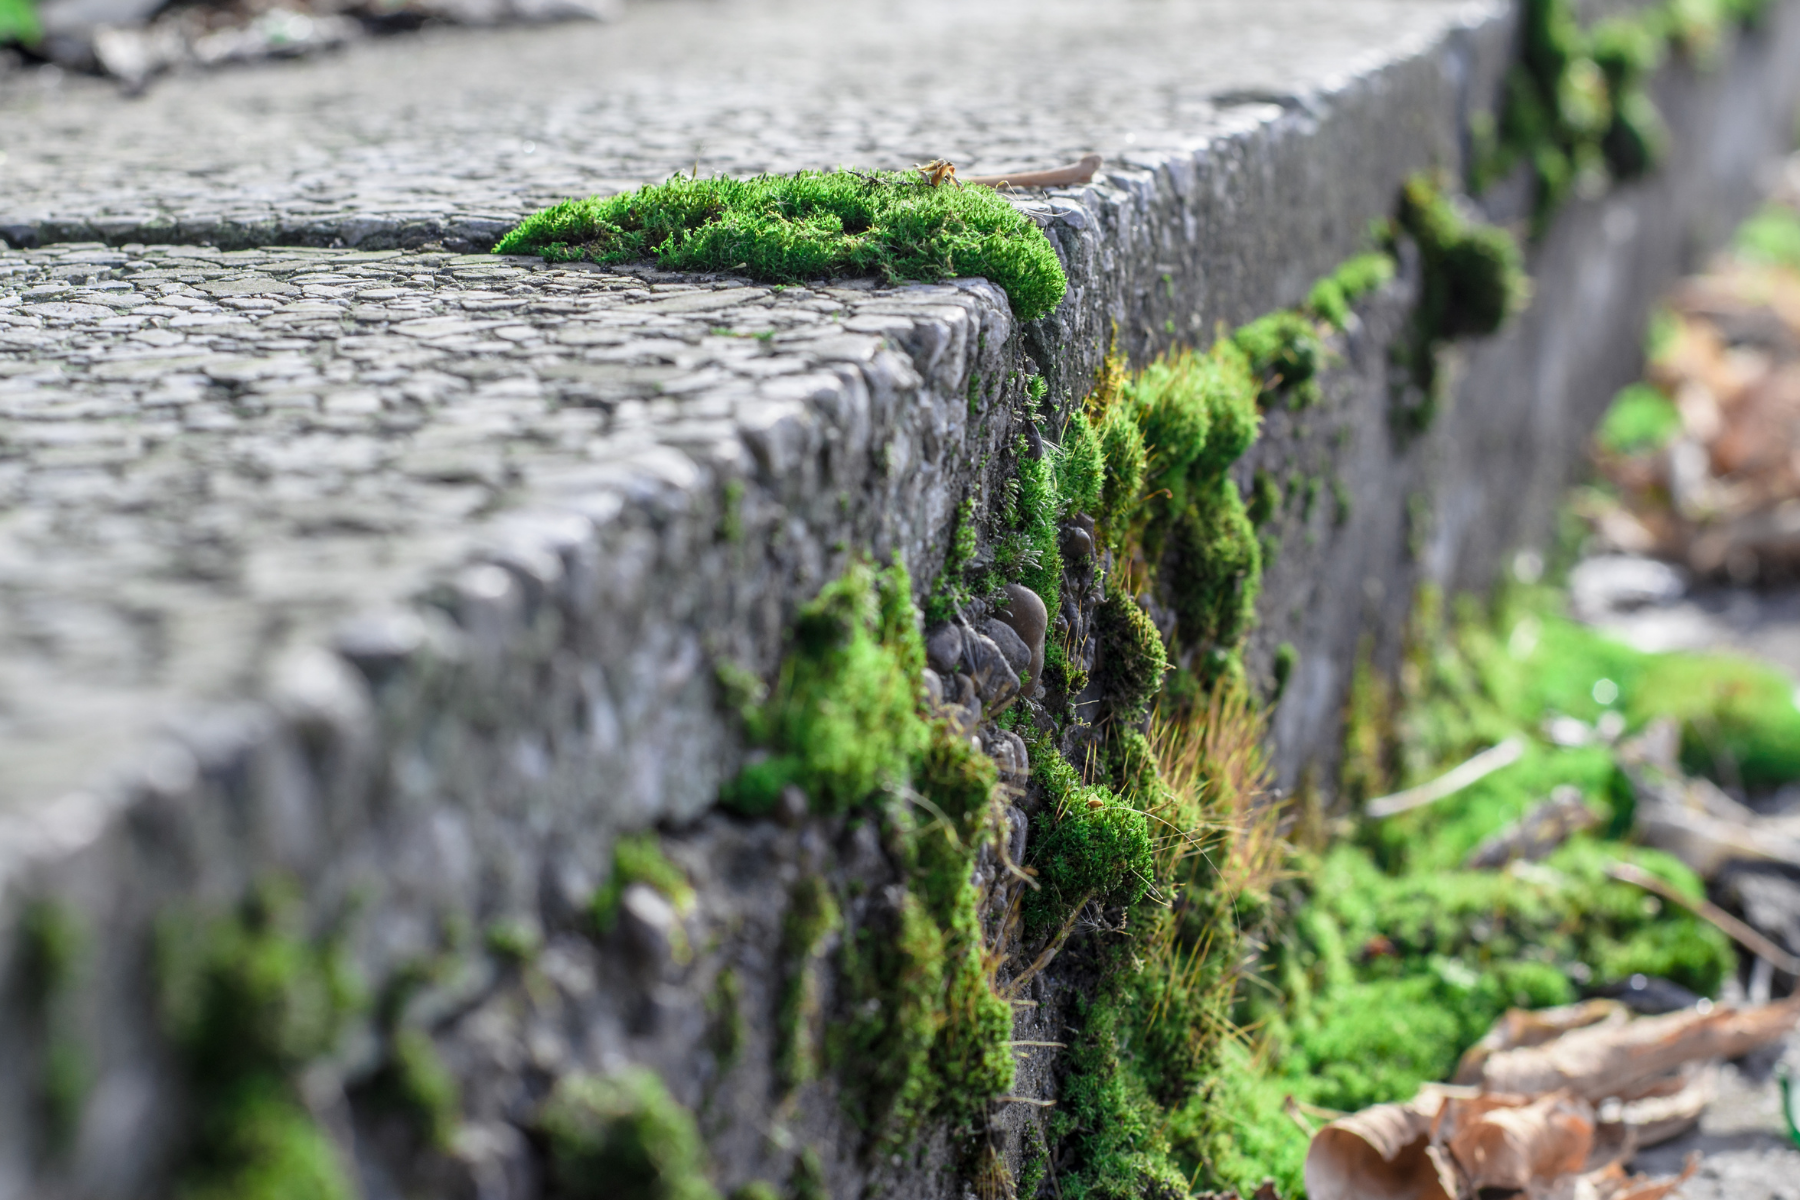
[[0, 239, 992, 815], [0, 0, 1497, 248]]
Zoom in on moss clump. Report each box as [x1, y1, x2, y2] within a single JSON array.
[[1162, 476, 1261, 654], [157, 880, 362, 1200], [1391, 174, 1529, 432], [1305, 252, 1397, 329], [1026, 788, 1154, 932], [0, 0, 39, 44], [592, 834, 697, 932], [1477, 0, 1769, 228], [539, 1069, 719, 1200], [1736, 203, 1800, 270], [990, 434, 1068, 620], [17, 900, 86, 1157], [724, 562, 929, 815], [1233, 309, 1323, 408], [1597, 382, 1681, 455], [776, 876, 841, 1091], [375, 1028, 461, 1150], [1056, 409, 1106, 518], [1630, 653, 1800, 790], [839, 720, 1013, 1144], [1091, 589, 1167, 726], [495, 171, 1068, 323]]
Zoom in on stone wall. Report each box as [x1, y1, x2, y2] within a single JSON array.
[[1, 2, 1799, 1197]]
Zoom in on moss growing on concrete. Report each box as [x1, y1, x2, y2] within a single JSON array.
[[776, 876, 840, 1091], [495, 170, 1068, 322], [1055, 409, 1106, 518], [1478, 0, 1769, 228], [593, 834, 697, 932], [17, 900, 86, 1158], [157, 880, 362, 1200], [1305, 251, 1397, 329], [538, 1068, 720, 1200], [1091, 588, 1168, 727], [1391, 173, 1529, 432], [377, 1028, 461, 1151], [1233, 309, 1323, 408], [724, 561, 929, 815]]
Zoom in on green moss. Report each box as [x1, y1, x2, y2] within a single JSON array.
[[1597, 382, 1681, 454], [1272, 642, 1298, 703], [788, 1149, 827, 1200], [378, 1028, 461, 1150], [0, 0, 39, 44], [1306, 252, 1397, 329], [1027, 790, 1155, 932], [1246, 469, 1281, 528], [1056, 409, 1106, 517], [1162, 476, 1261, 652], [484, 917, 542, 966], [1092, 589, 1168, 727], [593, 834, 696, 933], [993, 434, 1067, 619], [158, 880, 361, 1200], [727, 1183, 780, 1200], [1391, 174, 1529, 431], [539, 1069, 719, 1200], [776, 876, 841, 1090], [925, 497, 980, 627], [719, 478, 745, 544], [1233, 310, 1323, 408], [17, 901, 86, 1157], [1017, 1127, 1049, 1200], [1630, 653, 1800, 790], [495, 170, 1068, 323], [705, 967, 746, 1074], [838, 889, 948, 1137], [724, 561, 929, 815], [1735, 203, 1800, 270], [1096, 398, 1148, 540]]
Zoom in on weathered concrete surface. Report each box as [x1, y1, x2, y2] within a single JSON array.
[[0, 1, 1799, 1197]]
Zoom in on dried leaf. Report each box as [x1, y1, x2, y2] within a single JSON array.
[[1445, 1092, 1594, 1190], [1470, 996, 1800, 1100], [1302, 1097, 1457, 1200]]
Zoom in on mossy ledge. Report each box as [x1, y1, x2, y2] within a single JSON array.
[[494, 170, 1069, 322]]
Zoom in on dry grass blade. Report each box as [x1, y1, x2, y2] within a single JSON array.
[[962, 154, 1104, 189], [1365, 737, 1524, 818]]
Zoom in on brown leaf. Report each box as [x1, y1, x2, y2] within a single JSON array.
[[1302, 1097, 1458, 1200], [1469, 995, 1800, 1100], [1445, 1091, 1594, 1191]]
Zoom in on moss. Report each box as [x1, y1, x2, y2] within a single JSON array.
[[1017, 1127, 1049, 1200], [495, 170, 1068, 323], [1331, 477, 1352, 528], [776, 876, 841, 1090], [1232, 310, 1323, 408], [1026, 790, 1155, 932], [484, 917, 542, 966], [0, 0, 39, 44], [592, 834, 697, 933], [1597, 382, 1681, 455], [1096, 397, 1148, 540], [1246, 469, 1281, 528], [788, 1149, 827, 1200], [925, 497, 980, 628], [539, 1068, 720, 1200], [377, 1028, 461, 1150], [1305, 252, 1396, 329], [1271, 642, 1298, 703], [718, 479, 745, 544], [17, 901, 86, 1157], [727, 1184, 780, 1200], [1056, 409, 1106, 518], [1391, 173, 1528, 431], [995, 435, 1067, 620], [724, 561, 929, 815], [1162, 476, 1261, 653], [1630, 653, 1800, 790], [704, 967, 746, 1074], [837, 888, 948, 1137], [158, 880, 361, 1200], [1736, 203, 1800, 271], [1092, 589, 1168, 727]]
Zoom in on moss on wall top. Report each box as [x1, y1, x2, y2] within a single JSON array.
[[495, 170, 1069, 322]]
